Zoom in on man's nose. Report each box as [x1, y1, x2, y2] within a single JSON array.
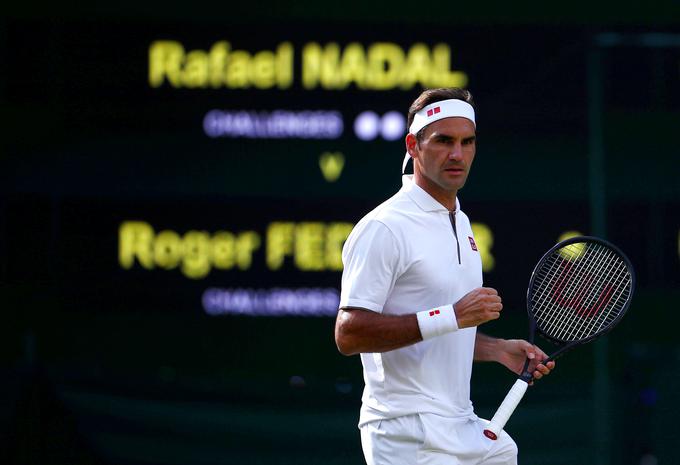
[[448, 142, 463, 160]]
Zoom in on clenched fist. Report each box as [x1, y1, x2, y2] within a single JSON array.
[[454, 287, 503, 328]]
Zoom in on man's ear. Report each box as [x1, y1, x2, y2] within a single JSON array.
[[405, 133, 419, 159]]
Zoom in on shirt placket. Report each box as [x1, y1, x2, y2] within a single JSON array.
[[448, 210, 461, 265]]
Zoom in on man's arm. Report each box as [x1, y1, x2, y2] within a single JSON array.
[[474, 333, 555, 381], [335, 287, 504, 356], [335, 309, 420, 355]]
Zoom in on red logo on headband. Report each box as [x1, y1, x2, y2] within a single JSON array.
[[426, 107, 441, 117]]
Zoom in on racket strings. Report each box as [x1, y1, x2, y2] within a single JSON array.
[[588, 261, 631, 336], [536, 245, 626, 341], [532, 244, 608, 338], [533, 254, 604, 340], [530, 242, 632, 342], [537, 245, 630, 340], [532, 243, 601, 319], [565, 248, 630, 340], [550, 246, 623, 340]]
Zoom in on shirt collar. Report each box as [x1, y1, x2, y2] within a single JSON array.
[[401, 175, 460, 213]]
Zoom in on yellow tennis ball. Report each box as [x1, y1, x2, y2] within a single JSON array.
[[557, 231, 586, 260]]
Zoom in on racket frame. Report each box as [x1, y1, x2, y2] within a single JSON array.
[[483, 235, 635, 440], [525, 235, 636, 366]]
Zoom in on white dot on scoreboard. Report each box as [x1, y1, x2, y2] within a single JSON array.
[[381, 111, 405, 141], [354, 111, 380, 140]]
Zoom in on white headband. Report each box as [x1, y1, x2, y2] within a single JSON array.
[[402, 99, 476, 173]]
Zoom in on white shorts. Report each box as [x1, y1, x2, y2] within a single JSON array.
[[360, 413, 517, 465]]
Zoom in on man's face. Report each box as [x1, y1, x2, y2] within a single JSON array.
[[407, 117, 477, 198]]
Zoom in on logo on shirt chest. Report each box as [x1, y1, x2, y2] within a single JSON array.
[[468, 236, 478, 251]]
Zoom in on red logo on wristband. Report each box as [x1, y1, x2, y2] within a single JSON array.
[[429, 309, 441, 316]]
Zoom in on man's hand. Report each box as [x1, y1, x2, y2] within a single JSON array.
[[454, 287, 503, 329], [498, 339, 556, 383]]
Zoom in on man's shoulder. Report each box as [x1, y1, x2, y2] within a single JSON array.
[[355, 190, 414, 230], [343, 192, 413, 261]]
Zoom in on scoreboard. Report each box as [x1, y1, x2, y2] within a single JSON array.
[[2, 20, 679, 320]]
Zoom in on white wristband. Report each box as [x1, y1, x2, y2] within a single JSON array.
[[416, 304, 458, 340]]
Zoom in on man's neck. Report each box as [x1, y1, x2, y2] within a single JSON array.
[[413, 173, 457, 211]]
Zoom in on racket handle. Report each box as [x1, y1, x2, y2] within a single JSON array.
[[483, 378, 529, 440]]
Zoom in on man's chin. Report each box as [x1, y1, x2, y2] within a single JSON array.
[[443, 179, 467, 192]]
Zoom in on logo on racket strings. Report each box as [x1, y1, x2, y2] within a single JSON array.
[[551, 262, 615, 318]]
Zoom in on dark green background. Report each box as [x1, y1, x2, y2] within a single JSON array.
[[1, 3, 679, 465]]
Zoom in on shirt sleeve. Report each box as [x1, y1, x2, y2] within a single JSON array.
[[339, 219, 401, 313]]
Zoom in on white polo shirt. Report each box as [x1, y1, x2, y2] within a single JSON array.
[[340, 175, 483, 426]]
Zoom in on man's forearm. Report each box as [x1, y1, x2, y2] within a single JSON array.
[[335, 307, 422, 355], [473, 332, 505, 362]]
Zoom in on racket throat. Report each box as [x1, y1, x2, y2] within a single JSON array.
[[519, 358, 534, 382], [448, 211, 461, 265], [518, 355, 552, 383]]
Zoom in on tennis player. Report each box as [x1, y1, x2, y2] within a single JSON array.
[[336, 88, 556, 465]]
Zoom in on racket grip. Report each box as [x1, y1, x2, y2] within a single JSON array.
[[483, 378, 529, 440]]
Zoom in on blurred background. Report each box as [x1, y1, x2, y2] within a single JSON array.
[[1, 2, 679, 464]]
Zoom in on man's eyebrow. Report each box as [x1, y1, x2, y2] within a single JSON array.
[[430, 133, 476, 142]]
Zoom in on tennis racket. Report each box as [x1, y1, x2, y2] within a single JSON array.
[[483, 236, 635, 440]]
